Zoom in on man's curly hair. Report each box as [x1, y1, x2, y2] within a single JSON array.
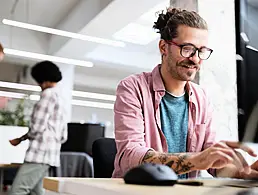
[[153, 8, 208, 41]]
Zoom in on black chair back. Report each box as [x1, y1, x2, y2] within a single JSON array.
[[92, 138, 117, 178]]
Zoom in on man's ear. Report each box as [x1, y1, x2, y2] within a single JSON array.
[[159, 39, 167, 56]]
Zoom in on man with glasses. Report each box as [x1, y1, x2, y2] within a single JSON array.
[[112, 8, 258, 179]]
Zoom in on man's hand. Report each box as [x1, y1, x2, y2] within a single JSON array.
[[9, 138, 22, 146], [216, 154, 258, 179], [192, 141, 257, 172], [141, 141, 256, 176]]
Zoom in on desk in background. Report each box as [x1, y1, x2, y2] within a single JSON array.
[[43, 177, 258, 195]]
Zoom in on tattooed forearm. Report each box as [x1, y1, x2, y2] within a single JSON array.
[[142, 150, 195, 175], [166, 160, 174, 167], [142, 150, 156, 161]]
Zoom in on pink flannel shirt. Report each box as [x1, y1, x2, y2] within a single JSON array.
[[112, 64, 216, 178]]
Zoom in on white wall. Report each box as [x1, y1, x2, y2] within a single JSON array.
[[169, 0, 238, 142], [198, 0, 238, 141], [0, 126, 29, 163]]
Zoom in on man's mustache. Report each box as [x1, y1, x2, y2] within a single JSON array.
[[177, 60, 199, 68]]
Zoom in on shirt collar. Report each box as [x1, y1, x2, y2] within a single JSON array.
[[152, 64, 197, 104]]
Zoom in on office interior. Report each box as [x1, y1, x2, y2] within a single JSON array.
[[0, 0, 258, 194]]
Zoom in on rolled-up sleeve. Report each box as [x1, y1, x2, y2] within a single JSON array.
[[114, 79, 151, 175]]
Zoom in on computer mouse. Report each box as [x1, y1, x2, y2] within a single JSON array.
[[123, 163, 178, 186]]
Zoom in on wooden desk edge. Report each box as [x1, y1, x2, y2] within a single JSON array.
[[43, 177, 60, 192], [0, 163, 22, 168]]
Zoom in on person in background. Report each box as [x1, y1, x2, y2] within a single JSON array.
[[0, 97, 9, 108], [9, 61, 68, 195], [0, 43, 9, 108], [112, 8, 258, 179], [0, 42, 4, 61]]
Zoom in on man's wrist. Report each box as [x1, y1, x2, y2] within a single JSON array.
[[187, 152, 202, 171]]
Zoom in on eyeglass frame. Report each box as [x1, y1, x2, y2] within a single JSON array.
[[165, 40, 213, 60]]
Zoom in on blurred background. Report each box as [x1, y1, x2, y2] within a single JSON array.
[[0, 0, 258, 190], [0, 0, 171, 137]]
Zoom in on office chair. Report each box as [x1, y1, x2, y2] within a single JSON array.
[[92, 138, 117, 178]]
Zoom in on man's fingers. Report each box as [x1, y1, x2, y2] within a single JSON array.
[[240, 169, 258, 179], [251, 160, 258, 170], [211, 160, 228, 169], [209, 147, 246, 171], [235, 151, 251, 174], [209, 151, 234, 169], [222, 141, 257, 157]]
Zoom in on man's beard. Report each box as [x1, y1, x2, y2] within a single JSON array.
[[177, 59, 200, 70], [167, 59, 200, 81]]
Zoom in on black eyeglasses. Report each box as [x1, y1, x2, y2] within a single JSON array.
[[166, 41, 213, 60]]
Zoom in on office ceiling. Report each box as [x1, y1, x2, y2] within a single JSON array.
[[0, 0, 169, 92]]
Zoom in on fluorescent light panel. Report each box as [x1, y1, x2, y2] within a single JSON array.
[[246, 45, 258, 52], [0, 81, 41, 92], [72, 99, 113, 109], [139, 1, 169, 24], [240, 32, 249, 43], [72, 90, 116, 101], [0, 91, 27, 99], [0, 91, 40, 101], [4, 48, 93, 68], [29, 94, 40, 101], [113, 22, 159, 45], [2, 19, 125, 48], [0, 91, 114, 109], [0, 81, 116, 101]]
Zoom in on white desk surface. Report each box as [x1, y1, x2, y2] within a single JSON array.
[[43, 177, 258, 195]]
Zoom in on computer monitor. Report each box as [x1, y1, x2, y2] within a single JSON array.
[[235, 0, 258, 142], [239, 47, 258, 143], [61, 123, 105, 156], [242, 102, 258, 142]]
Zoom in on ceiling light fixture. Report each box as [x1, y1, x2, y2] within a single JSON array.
[[113, 22, 159, 45], [2, 19, 126, 48], [3, 48, 94, 67], [246, 45, 258, 52], [72, 99, 113, 109], [0, 81, 116, 101], [240, 32, 249, 43], [0, 91, 27, 99], [0, 91, 114, 109], [72, 90, 116, 101], [0, 81, 41, 92]]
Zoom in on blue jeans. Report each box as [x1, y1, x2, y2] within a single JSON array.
[[8, 163, 49, 195]]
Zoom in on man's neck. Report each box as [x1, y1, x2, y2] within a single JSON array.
[[160, 64, 187, 96]]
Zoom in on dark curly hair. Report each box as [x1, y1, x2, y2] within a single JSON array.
[[153, 8, 208, 41], [31, 61, 62, 84]]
